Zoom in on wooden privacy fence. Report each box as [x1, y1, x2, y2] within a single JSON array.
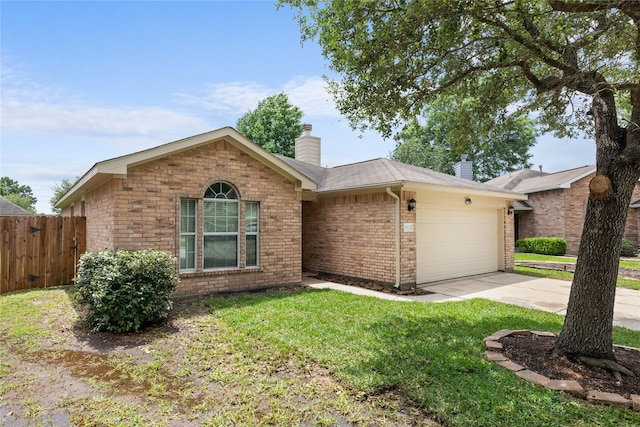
[[1, 216, 86, 295]]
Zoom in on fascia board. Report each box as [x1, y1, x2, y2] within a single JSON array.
[[406, 181, 527, 200], [56, 127, 317, 209], [314, 181, 405, 197]]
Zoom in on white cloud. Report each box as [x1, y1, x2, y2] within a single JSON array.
[[1, 68, 211, 147], [179, 76, 340, 119]]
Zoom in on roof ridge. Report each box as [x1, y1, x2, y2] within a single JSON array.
[[379, 158, 405, 182]]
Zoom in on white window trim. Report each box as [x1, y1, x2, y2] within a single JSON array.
[[179, 198, 197, 272], [245, 201, 259, 267]]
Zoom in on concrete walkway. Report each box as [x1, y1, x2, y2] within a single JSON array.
[[303, 272, 640, 331]]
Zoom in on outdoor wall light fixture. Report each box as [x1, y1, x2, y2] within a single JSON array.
[[408, 199, 417, 211], [507, 205, 515, 215], [465, 197, 472, 205]]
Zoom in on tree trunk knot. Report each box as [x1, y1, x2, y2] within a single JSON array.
[[589, 175, 612, 199]]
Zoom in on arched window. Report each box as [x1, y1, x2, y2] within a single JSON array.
[[179, 181, 259, 272], [203, 182, 239, 268]]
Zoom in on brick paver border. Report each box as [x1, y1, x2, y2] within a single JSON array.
[[484, 330, 640, 412]]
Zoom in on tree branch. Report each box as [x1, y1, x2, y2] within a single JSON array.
[[476, 15, 577, 75], [549, 0, 640, 20]]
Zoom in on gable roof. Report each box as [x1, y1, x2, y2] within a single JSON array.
[[487, 165, 596, 194], [279, 156, 524, 199], [0, 196, 33, 216], [56, 127, 318, 209]]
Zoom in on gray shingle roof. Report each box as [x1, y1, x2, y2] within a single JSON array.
[[278, 156, 519, 195], [488, 165, 595, 193], [0, 196, 33, 215], [485, 169, 547, 191]]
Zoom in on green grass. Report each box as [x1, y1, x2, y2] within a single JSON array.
[[206, 290, 640, 427], [2, 287, 639, 426], [515, 252, 640, 269], [515, 253, 640, 290]]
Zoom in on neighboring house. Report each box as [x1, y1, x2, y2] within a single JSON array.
[[487, 166, 640, 254], [0, 196, 33, 216], [56, 126, 524, 296]]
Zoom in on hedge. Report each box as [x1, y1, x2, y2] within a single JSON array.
[[76, 249, 179, 333], [515, 237, 567, 255], [620, 239, 639, 257]]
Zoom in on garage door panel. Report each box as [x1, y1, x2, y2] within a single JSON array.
[[416, 207, 499, 283]]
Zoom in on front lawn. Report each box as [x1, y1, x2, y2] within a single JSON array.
[[2, 286, 637, 426], [515, 253, 640, 291]]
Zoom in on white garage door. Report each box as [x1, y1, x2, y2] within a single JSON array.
[[416, 208, 499, 283]]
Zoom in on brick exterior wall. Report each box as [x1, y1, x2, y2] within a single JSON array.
[[400, 191, 417, 286], [70, 139, 302, 296], [563, 174, 591, 254], [302, 191, 399, 285], [504, 201, 515, 272], [518, 189, 566, 243], [516, 175, 640, 254], [624, 185, 640, 243]]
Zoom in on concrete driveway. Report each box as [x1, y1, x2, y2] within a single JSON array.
[[304, 272, 640, 331], [412, 273, 640, 331]]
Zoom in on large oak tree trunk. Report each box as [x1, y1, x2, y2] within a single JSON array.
[[554, 89, 640, 360]]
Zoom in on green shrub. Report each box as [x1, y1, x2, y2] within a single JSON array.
[[76, 249, 179, 333], [620, 239, 639, 257], [515, 237, 567, 255]]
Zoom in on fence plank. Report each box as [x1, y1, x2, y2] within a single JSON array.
[[0, 216, 86, 295]]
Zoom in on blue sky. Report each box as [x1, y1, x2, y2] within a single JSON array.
[[1, 1, 596, 214]]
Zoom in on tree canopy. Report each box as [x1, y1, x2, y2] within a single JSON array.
[[283, 0, 640, 363], [0, 177, 37, 214], [236, 93, 304, 158], [50, 178, 78, 215], [391, 98, 536, 181], [284, 1, 637, 140]]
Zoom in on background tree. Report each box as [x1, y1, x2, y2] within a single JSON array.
[[283, 0, 640, 366], [236, 93, 304, 158], [0, 177, 37, 214], [50, 178, 78, 215], [392, 98, 536, 181]]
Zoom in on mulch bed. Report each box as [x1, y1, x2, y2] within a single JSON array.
[[501, 334, 640, 399], [314, 273, 433, 295]]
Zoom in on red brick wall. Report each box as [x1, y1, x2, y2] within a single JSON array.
[[504, 202, 515, 271], [517, 188, 566, 244], [563, 175, 591, 254], [400, 191, 417, 286], [516, 177, 640, 254], [302, 191, 397, 284], [77, 139, 302, 296]]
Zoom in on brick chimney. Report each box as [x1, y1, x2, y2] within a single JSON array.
[[294, 124, 321, 166], [454, 154, 473, 180]]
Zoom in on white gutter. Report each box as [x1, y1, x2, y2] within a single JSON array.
[[386, 187, 401, 288]]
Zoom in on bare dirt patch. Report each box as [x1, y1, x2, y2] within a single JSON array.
[[1, 289, 436, 426], [501, 334, 640, 399], [315, 273, 433, 295]]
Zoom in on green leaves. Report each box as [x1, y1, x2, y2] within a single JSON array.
[[236, 93, 304, 158], [75, 249, 179, 333], [391, 98, 537, 181], [0, 176, 37, 214], [282, 0, 638, 139]]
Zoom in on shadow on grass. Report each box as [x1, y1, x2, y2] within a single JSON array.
[[205, 288, 640, 427]]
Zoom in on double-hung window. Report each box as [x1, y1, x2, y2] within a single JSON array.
[[245, 201, 259, 267], [180, 199, 196, 271], [179, 182, 259, 273], [203, 182, 239, 269]]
